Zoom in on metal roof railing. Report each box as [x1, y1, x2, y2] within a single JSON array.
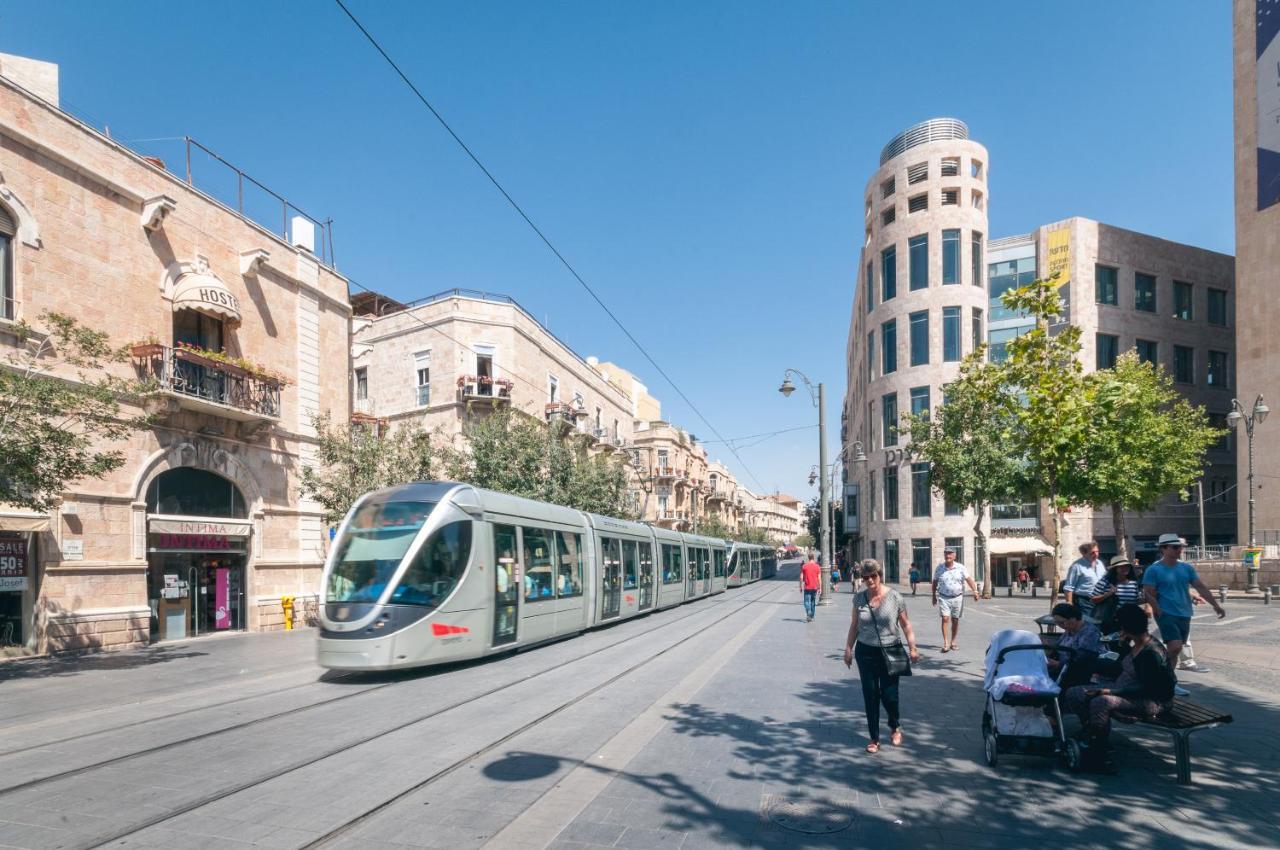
[[879, 118, 969, 166]]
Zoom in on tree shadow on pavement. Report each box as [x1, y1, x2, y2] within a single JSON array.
[[0, 645, 209, 681]]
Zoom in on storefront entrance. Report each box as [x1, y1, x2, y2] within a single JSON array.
[[144, 467, 251, 643]]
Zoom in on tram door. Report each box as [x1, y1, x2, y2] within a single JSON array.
[[638, 541, 655, 610], [492, 525, 519, 646], [685, 546, 697, 599], [601, 537, 622, 620], [701, 549, 712, 595]]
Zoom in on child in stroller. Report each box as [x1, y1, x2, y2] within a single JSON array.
[[982, 629, 1083, 769]]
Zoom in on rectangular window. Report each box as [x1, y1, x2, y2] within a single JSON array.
[[941, 188, 959, 206], [1135, 272, 1157, 313], [414, 351, 430, 406], [1174, 345, 1195, 384], [911, 539, 932, 576], [865, 261, 875, 312], [1096, 333, 1119, 370], [941, 156, 960, 177], [1095, 265, 1118, 305], [909, 310, 929, 366], [0, 232, 12, 320], [881, 176, 895, 198], [548, 374, 559, 403], [881, 207, 896, 227], [942, 229, 960, 285], [881, 246, 897, 301], [883, 539, 899, 582], [909, 234, 929, 290], [882, 392, 898, 446], [557, 531, 584, 598], [867, 331, 876, 379], [907, 162, 928, 184], [661, 544, 683, 585], [945, 536, 964, 568], [911, 463, 931, 517], [1135, 338, 1158, 365], [971, 232, 983, 288], [882, 319, 897, 374], [945, 497, 962, 516], [972, 308, 983, 353], [943, 306, 961, 361], [971, 159, 984, 179], [908, 193, 928, 214], [869, 477, 877, 522], [910, 386, 930, 418], [971, 189, 984, 210], [1207, 351, 1229, 389], [1207, 288, 1228, 326], [522, 526, 557, 602], [883, 466, 899, 520], [1173, 281, 1193, 320], [355, 367, 368, 402]]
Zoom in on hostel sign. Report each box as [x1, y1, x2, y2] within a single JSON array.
[[0, 537, 28, 591]]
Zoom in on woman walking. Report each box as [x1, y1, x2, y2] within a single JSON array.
[[843, 559, 920, 753]]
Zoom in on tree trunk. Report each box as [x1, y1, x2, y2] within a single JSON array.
[[1111, 502, 1128, 561], [974, 504, 992, 599], [1050, 495, 1063, 609]]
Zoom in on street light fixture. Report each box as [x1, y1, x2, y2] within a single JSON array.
[[779, 369, 831, 605], [809, 441, 868, 579], [1228, 394, 1268, 592]]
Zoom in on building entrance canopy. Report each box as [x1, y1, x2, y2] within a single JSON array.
[[171, 271, 241, 325], [0, 510, 50, 533], [988, 536, 1053, 556]]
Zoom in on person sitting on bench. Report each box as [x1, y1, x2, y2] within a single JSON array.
[[1063, 604, 1176, 745], [1047, 602, 1102, 688]]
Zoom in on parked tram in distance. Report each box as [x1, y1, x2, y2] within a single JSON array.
[[317, 482, 777, 671]]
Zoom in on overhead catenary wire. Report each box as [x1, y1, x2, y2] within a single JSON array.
[[331, 0, 768, 493]]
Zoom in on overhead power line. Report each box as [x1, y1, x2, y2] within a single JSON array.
[[332, 0, 767, 492]]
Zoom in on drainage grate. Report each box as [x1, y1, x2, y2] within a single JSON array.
[[761, 794, 853, 835]]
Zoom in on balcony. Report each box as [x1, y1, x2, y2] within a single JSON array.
[[458, 375, 513, 406], [545, 401, 574, 420], [706, 489, 729, 503], [654, 465, 676, 480], [132, 344, 281, 424]]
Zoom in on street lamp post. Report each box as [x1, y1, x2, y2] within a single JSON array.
[[781, 370, 831, 605], [1227, 394, 1269, 592], [810, 442, 867, 584]]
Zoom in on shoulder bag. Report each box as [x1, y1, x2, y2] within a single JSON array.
[[868, 591, 912, 677]]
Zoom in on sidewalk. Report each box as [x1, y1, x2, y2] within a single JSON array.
[[526, 582, 1280, 850]]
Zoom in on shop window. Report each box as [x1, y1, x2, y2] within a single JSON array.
[[146, 467, 247, 518]]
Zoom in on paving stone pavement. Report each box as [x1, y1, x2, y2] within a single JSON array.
[[0, 568, 1276, 850]]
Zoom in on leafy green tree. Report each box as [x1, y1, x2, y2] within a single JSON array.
[[903, 348, 1028, 597], [0, 312, 148, 512], [300, 414, 440, 524], [696, 513, 734, 539], [1078, 352, 1225, 558]]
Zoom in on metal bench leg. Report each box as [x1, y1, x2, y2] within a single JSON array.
[[1172, 731, 1192, 785]]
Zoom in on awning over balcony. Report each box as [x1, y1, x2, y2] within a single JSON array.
[[989, 536, 1053, 556], [171, 272, 242, 325]]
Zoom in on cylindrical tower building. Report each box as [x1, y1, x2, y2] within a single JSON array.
[[843, 118, 991, 587]]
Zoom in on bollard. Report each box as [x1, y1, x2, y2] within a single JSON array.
[[281, 595, 294, 630], [1218, 585, 1228, 606], [1265, 587, 1272, 606], [1007, 585, 1013, 598]]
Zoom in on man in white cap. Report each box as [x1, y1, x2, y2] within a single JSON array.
[[932, 546, 979, 652], [1143, 533, 1224, 675]]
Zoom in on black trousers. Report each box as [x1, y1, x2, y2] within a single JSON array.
[[854, 641, 901, 741]]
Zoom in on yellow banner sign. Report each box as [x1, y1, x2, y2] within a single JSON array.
[[1046, 228, 1070, 282]]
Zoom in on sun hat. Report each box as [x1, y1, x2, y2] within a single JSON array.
[[1108, 555, 1130, 567], [1157, 533, 1186, 547]]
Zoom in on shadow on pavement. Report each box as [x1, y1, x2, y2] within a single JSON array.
[[0, 644, 209, 681]]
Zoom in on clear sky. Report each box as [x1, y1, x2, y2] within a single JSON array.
[[4, 1, 1233, 504]]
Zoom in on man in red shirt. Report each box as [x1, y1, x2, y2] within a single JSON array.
[[799, 556, 821, 622]]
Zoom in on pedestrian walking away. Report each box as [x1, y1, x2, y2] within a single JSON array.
[[909, 565, 921, 595], [844, 559, 919, 753], [1064, 541, 1107, 619], [1017, 567, 1030, 593], [932, 546, 979, 652], [799, 556, 821, 622], [1143, 533, 1224, 678]]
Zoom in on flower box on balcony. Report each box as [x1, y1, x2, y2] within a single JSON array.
[[129, 342, 165, 358]]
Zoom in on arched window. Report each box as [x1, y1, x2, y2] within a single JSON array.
[[0, 203, 14, 320], [146, 467, 247, 518]]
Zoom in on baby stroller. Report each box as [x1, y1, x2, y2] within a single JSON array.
[[981, 629, 1081, 769]]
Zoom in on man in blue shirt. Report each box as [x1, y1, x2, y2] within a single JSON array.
[[1143, 533, 1224, 669], [1064, 541, 1107, 619]]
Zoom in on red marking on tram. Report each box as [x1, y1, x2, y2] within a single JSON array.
[[625, 595, 635, 604], [431, 623, 470, 636]]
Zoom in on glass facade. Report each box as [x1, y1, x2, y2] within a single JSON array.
[[989, 326, 1028, 363], [1095, 265, 1118, 305], [1135, 272, 1157, 312], [909, 235, 929, 290], [909, 386, 930, 418], [882, 392, 898, 446], [911, 539, 932, 576], [882, 319, 897, 374], [909, 310, 929, 366], [943, 306, 961, 361], [911, 463, 931, 517], [972, 308, 983, 353], [988, 255, 1036, 321], [882, 246, 897, 302], [883, 466, 899, 520], [942, 229, 960, 284]]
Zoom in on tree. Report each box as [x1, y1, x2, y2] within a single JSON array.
[[903, 348, 1028, 597], [1077, 352, 1225, 558], [0, 312, 147, 512], [696, 513, 733, 539], [300, 414, 440, 524]]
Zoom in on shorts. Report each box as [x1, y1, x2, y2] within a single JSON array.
[[1155, 614, 1192, 643], [938, 595, 964, 619]]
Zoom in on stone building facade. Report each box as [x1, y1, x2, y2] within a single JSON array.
[[0, 56, 350, 653]]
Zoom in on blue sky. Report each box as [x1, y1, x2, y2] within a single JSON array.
[[5, 2, 1233, 502]]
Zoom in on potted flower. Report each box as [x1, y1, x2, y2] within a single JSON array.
[[128, 335, 164, 358]]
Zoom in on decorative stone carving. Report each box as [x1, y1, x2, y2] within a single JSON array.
[[140, 195, 177, 232]]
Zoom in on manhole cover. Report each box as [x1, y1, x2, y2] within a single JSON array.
[[764, 797, 852, 834]]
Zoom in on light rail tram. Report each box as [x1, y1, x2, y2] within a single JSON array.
[[317, 482, 777, 670]]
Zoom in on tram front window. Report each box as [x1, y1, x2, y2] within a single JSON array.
[[391, 521, 473, 607], [327, 500, 436, 603]]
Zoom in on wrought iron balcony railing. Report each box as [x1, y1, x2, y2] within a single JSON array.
[[132, 344, 281, 422]]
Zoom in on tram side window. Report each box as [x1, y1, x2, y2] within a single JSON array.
[[726, 551, 737, 578], [661, 544, 682, 584], [622, 540, 639, 589], [555, 530, 584, 598], [638, 542, 654, 587], [522, 527, 556, 602], [714, 549, 725, 578], [698, 548, 709, 580], [390, 521, 472, 608]]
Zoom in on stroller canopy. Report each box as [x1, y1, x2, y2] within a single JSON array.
[[984, 629, 1058, 700]]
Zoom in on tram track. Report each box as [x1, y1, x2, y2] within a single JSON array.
[[78, 581, 783, 850]]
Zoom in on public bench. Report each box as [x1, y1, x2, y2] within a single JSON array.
[[1114, 698, 1233, 785]]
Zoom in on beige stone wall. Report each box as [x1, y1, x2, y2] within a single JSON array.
[[1234, 0, 1280, 543], [0, 75, 349, 652]]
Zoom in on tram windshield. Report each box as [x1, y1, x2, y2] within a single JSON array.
[[327, 500, 436, 603]]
